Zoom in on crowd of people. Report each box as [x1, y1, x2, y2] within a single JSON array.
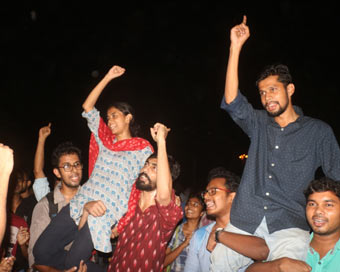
[[1, 16, 340, 272]]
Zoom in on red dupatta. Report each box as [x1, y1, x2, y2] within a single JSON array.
[[88, 117, 153, 233]]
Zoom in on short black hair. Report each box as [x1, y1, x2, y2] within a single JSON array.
[[207, 167, 240, 193], [304, 176, 340, 200], [256, 64, 292, 88], [51, 142, 82, 169], [147, 152, 181, 181]]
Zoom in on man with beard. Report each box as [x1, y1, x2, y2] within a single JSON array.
[[28, 128, 82, 271], [211, 16, 340, 271], [11, 168, 37, 227], [108, 123, 183, 272], [184, 167, 268, 272]]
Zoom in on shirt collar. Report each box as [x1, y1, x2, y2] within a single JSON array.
[[268, 105, 305, 128]]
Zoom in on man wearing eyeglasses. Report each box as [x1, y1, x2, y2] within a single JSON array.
[[28, 124, 83, 271], [184, 167, 268, 272]]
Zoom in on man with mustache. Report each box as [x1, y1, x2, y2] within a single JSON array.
[[247, 177, 340, 271], [108, 123, 183, 272], [211, 16, 340, 271], [29, 125, 83, 271]]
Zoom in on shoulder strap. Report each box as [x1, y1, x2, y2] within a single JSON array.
[[46, 191, 58, 219]]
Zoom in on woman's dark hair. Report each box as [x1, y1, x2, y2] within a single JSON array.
[[108, 102, 140, 137]]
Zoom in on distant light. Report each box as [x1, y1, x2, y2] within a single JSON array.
[[238, 154, 248, 160]]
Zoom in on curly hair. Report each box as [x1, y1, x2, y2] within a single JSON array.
[[256, 64, 292, 88], [51, 141, 82, 169]]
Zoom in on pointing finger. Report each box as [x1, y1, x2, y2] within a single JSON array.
[[242, 15, 247, 25]]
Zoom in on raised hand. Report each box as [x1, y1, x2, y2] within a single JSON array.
[[106, 65, 126, 81], [230, 15, 250, 48], [150, 123, 171, 143], [0, 144, 14, 175], [39, 123, 51, 141]]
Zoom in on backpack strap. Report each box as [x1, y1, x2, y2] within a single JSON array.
[[46, 191, 58, 219]]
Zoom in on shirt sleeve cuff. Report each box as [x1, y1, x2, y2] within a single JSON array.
[[220, 90, 244, 112], [33, 177, 50, 202]]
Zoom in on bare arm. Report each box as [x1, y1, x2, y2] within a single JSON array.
[[224, 15, 250, 104], [150, 123, 172, 206], [246, 257, 311, 272], [82, 65, 125, 113], [34, 123, 51, 179], [0, 144, 14, 245], [213, 231, 269, 261]]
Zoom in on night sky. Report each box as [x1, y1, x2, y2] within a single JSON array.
[[1, 1, 339, 193]]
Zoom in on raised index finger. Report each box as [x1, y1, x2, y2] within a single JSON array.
[[242, 15, 247, 25]]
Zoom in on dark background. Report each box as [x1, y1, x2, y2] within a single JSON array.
[[1, 1, 339, 193]]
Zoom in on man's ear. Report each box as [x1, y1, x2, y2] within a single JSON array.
[[228, 192, 236, 203], [287, 83, 295, 98], [53, 168, 61, 179], [27, 180, 32, 187]]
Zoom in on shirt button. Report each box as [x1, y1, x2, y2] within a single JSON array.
[[275, 145, 279, 149], [271, 163, 275, 167], [281, 128, 284, 131], [266, 192, 270, 196], [264, 206, 268, 210], [269, 175, 272, 179]]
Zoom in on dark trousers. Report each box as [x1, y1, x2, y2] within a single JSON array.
[[33, 204, 105, 272]]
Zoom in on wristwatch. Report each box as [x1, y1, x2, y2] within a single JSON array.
[[215, 227, 224, 243]]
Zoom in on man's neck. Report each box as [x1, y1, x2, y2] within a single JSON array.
[[311, 231, 340, 259], [60, 184, 79, 203], [215, 212, 230, 228], [11, 193, 22, 213], [274, 106, 299, 128], [139, 190, 156, 212]]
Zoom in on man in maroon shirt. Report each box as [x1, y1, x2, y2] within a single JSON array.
[[108, 122, 183, 272]]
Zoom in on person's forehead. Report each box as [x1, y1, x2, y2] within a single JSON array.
[[206, 177, 226, 189], [107, 107, 122, 115], [59, 153, 80, 163], [258, 75, 281, 88], [147, 157, 157, 165], [308, 191, 340, 202]]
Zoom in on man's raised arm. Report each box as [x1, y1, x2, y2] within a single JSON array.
[[150, 123, 172, 206], [224, 15, 250, 104]]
